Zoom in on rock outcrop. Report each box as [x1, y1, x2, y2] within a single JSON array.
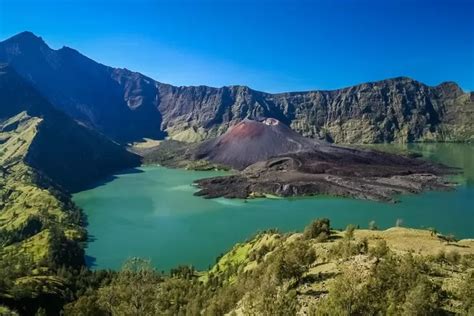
[[1, 31, 472, 144]]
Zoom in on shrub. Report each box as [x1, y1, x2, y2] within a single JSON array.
[[445, 250, 460, 265], [344, 224, 356, 240], [369, 240, 389, 259], [303, 218, 331, 241]]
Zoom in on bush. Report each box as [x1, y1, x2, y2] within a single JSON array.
[[369, 240, 389, 259], [344, 224, 356, 240], [458, 271, 474, 314], [271, 240, 316, 283], [303, 218, 331, 241], [314, 253, 443, 315], [329, 238, 368, 259]]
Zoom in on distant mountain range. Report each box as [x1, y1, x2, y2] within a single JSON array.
[[0, 31, 472, 144]]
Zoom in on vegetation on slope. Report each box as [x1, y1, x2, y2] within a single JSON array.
[[0, 65, 140, 314], [0, 112, 86, 314], [0, 163, 86, 314], [61, 220, 474, 316]]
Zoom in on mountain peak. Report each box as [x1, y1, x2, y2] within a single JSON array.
[[1, 31, 50, 55], [436, 81, 464, 98], [5, 31, 46, 45]]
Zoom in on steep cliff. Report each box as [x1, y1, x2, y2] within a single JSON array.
[[158, 78, 473, 143]]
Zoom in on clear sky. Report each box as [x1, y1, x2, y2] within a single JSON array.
[[0, 0, 473, 92]]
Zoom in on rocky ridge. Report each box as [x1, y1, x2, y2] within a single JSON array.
[[0, 31, 472, 144]]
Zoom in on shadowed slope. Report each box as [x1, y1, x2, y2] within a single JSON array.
[[0, 65, 140, 191], [0, 31, 166, 142]]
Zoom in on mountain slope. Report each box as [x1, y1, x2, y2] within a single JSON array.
[[0, 65, 141, 314], [0, 31, 472, 144], [0, 32, 165, 142], [0, 64, 140, 191]]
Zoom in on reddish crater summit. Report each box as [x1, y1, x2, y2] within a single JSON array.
[[220, 120, 264, 142], [195, 118, 321, 169]]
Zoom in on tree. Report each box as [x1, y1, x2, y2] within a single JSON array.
[[402, 278, 440, 315], [271, 240, 315, 283], [245, 282, 299, 316], [170, 265, 195, 279], [344, 224, 356, 240], [369, 240, 389, 259], [316, 252, 443, 315], [63, 295, 107, 316], [303, 218, 331, 241], [314, 266, 369, 315], [96, 258, 161, 315]]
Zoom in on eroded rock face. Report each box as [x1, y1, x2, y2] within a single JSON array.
[[0, 32, 472, 144], [157, 79, 473, 143]]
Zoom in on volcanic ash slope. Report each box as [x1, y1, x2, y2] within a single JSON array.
[[194, 118, 323, 170]]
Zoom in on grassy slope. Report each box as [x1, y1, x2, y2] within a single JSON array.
[[0, 66, 143, 313], [205, 227, 474, 315], [0, 112, 85, 307]]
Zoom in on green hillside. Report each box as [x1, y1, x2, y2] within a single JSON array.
[[0, 66, 140, 314], [62, 221, 474, 315]]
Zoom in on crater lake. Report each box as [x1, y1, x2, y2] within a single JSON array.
[[73, 143, 474, 270]]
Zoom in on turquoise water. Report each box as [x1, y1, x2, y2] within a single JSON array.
[[73, 143, 474, 271]]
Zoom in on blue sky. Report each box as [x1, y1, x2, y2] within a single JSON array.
[[0, 0, 473, 92]]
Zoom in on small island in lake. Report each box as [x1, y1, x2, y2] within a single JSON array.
[[140, 118, 457, 202]]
